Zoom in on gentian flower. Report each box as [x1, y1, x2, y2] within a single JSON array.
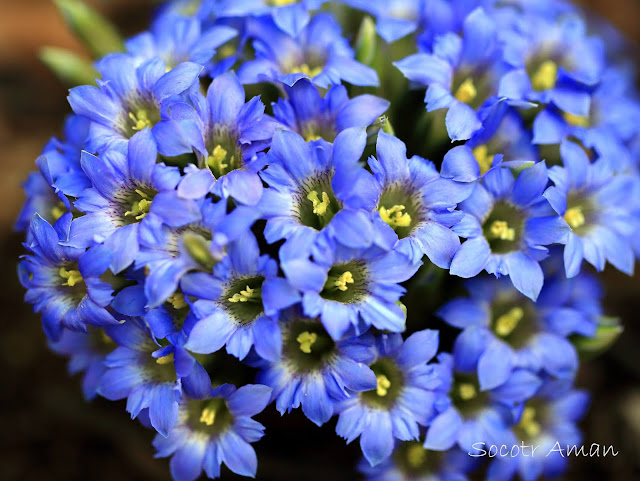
[[341, 0, 421, 43], [543, 140, 638, 277], [68, 55, 202, 153], [154, 71, 277, 206], [449, 162, 570, 300], [255, 308, 377, 426], [98, 318, 211, 436], [18, 214, 119, 341], [487, 380, 589, 481], [259, 128, 377, 247], [238, 13, 379, 88], [335, 330, 446, 466], [368, 132, 473, 265], [153, 383, 272, 481], [180, 231, 298, 361], [272, 78, 390, 142]]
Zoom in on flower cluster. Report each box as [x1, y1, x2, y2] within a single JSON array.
[[17, 0, 640, 480]]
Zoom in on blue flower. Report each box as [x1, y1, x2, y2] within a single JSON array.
[[340, 0, 422, 43], [258, 128, 377, 247], [422, 353, 542, 454], [98, 318, 211, 436], [449, 162, 570, 300], [126, 15, 237, 71], [238, 14, 379, 88], [543, 140, 639, 277], [179, 231, 298, 361], [280, 216, 421, 339], [359, 443, 474, 481], [335, 330, 446, 466], [394, 8, 506, 141], [18, 214, 119, 341], [438, 274, 596, 392], [64, 129, 204, 276], [255, 308, 377, 426], [153, 383, 272, 481], [369, 132, 473, 265], [48, 326, 119, 400], [154, 71, 277, 206], [272, 78, 390, 142], [68, 55, 202, 153], [487, 379, 589, 481]]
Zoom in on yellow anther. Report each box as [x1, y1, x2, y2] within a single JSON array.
[[268, 0, 296, 5], [305, 132, 322, 142], [531, 60, 558, 91], [564, 206, 585, 229], [129, 110, 153, 131], [156, 353, 174, 365], [334, 271, 354, 292], [489, 220, 515, 241], [307, 190, 331, 217], [375, 374, 391, 397], [296, 331, 318, 354], [228, 285, 255, 303], [51, 202, 66, 221], [458, 382, 477, 401], [59, 267, 83, 287], [563, 112, 590, 128], [454, 77, 478, 104], [200, 406, 216, 426], [295, 63, 323, 78], [472, 145, 493, 175], [518, 406, 541, 439], [494, 307, 524, 337], [379, 205, 412, 228], [206, 145, 231, 175], [406, 444, 426, 468], [167, 293, 188, 310], [125, 198, 152, 220], [218, 44, 236, 60]]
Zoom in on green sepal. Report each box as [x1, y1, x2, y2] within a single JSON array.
[[54, 0, 125, 58], [39, 47, 98, 86], [571, 316, 623, 361]]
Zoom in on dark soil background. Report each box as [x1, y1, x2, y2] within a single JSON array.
[[0, 1, 638, 480]]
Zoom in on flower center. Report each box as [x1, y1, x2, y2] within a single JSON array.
[[222, 276, 265, 325], [167, 292, 188, 310], [124, 189, 153, 221], [513, 405, 545, 442], [564, 206, 585, 229], [284, 318, 336, 372], [488, 220, 516, 241], [361, 358, 404, 408], [156, 353, 174, 365], [375, 374, 392, 397], [268, 0, 297, 5], [59, 267, 83, 287], [51, 201, 66, 221], [530, 59, 558, 91], [296, 331, 318, 353], [321, 262, 368, 304], [393, 442, 445, 478], [206, 144, 239, 177], [296, 175, 341, 230], [128, 109, 154, 131], [188, 398, 233, 436], [378, 185, 422, 239], [494, 306, 523, 337], [482, 201, 523, 253], [563, 112, 590, 127], [472, 145, 493, 175], [307, 190, 333, 217], [292, 63, 323, 78], [454, 77, 477, 104], [379, 205, 412, 229], [451, 375, 488, 416]]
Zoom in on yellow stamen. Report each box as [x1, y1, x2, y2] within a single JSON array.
[[494, 307, 524, 337], [296, 331, 318, 353], [458, 383, 477, 401], [334, 271, 354, 292], [156, 353, 174, 365], [563, 112, 590, 128], [206, 144, 231, 175], [228, 285, 255, 303], [307, 190, 331, 217], [531, 60, 558, 91], [305, 133, 322, 142], [454, 77, 478, 104], [375, 374, 391, 397], [406, 444, 426, 468], [564, 206, 585, 229], [268, 0, 296, 5], [295, 63, 323, 78], [128, 110, 153, 131], [200, 406, 216, 426], [518, 406, 541, 438], [472, 145, 493, 175], [167, 293, 188, 310], [489, 220, 515, 241], [59, 267, 83, 287], [51, 202, 66, 221], [379, 205, 412, 228], [125, 190, 152, 220]]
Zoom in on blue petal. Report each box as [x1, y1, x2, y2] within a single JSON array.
[[184, 310, 236, 354], [397, 329, 439, 368], [423, 408, 462, 451], [446, 102, 482, 142], [477, 341, 513, 391], [450, 238, 490, 278], [505, 252, 544, 301], [153, 62, 203, 103], [360, 411, 394, 466], [219, 431, 258, 477], [441, 145, 481, 182]]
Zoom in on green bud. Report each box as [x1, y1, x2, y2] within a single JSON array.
[[54, 0, 125, 58], [183, 233, 217, 271], [355, 16, 377, 66], [381, 115, 395, 135], [39, 47, 98, 86], [572, 316, 623, 360]]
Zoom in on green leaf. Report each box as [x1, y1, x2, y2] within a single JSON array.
[[54, 0, 125, 58], [39, 47, 98, 86]]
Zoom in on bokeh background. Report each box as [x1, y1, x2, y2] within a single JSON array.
[[0, 1, 639, 480]]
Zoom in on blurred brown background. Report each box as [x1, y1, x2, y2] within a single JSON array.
[[0, 1, 639, 480]]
